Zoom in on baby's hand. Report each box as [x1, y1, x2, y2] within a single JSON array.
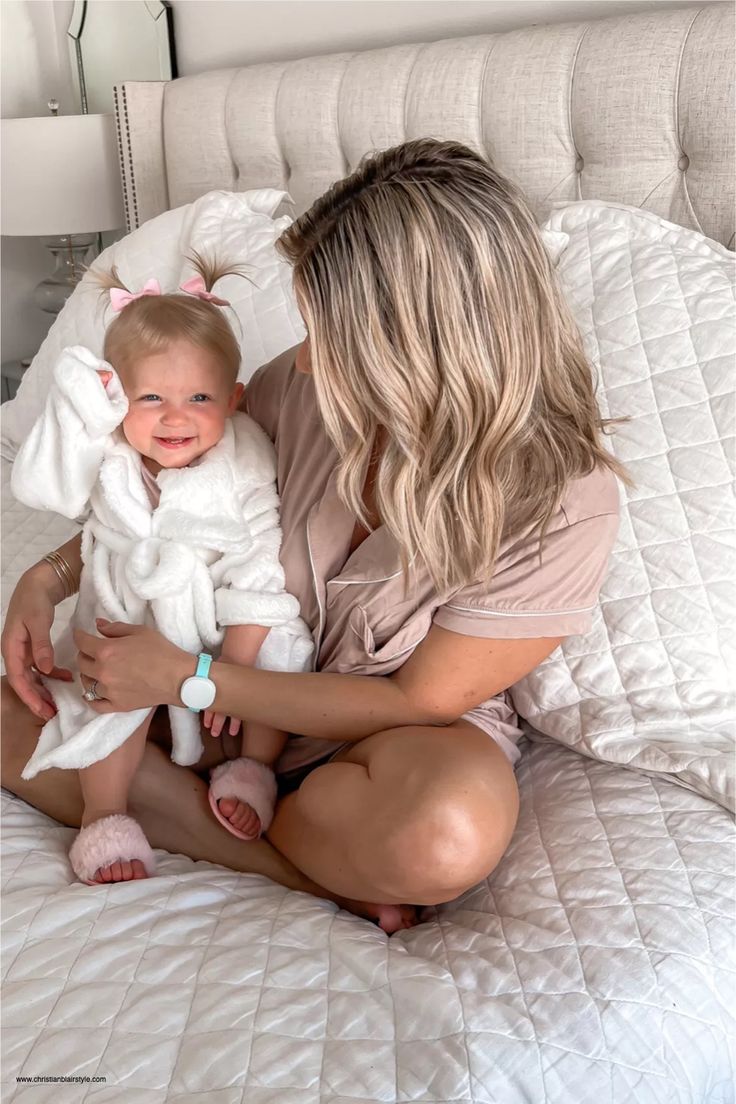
[[96, 369, 112, 389], [204, 711, 242, 739], [206, 631, 266, 739]]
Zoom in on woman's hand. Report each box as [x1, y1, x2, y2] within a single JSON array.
[[1, 562, 73, 720], [73, 620, 192, 713]]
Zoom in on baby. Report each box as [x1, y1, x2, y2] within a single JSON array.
[[11, 258, 313, 884]]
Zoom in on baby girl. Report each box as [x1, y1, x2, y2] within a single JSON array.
[[11, 257, 313, 884]]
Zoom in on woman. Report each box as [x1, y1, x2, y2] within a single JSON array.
[[1, 140, 622, 932]]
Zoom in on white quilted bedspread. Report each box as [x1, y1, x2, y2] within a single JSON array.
[[1, 460, 78, 642], [512, 202, 736, 813], [1, 455, 736, 1101], [1, 216, 735, 1100], [2, 741, 734, 1104], [1, 462, 734, 1102]]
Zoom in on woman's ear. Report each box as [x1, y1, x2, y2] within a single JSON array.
[[294, 338, 312, 375]]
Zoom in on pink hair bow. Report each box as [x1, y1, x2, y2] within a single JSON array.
[[179, 274, 231, 307], [109, 278, 161, 313]]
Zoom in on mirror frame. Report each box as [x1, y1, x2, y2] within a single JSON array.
[[67, 0, 177, 114]]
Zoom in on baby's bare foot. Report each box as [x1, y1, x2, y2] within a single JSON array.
[[92, 859, 148, 883], [80, 812, 152, 884], [217, 796, 262, 839]]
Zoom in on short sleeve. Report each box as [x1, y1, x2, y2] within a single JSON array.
[[245, 344, 300, 442], [433, 510, 620, 640]]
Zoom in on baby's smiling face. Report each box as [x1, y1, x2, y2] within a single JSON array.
[[118, 339, 243, 474]]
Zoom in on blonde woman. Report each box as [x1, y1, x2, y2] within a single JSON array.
[[1, 140, 623, 932]]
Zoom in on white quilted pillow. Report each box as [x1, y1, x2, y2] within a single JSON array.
[[0, 189, 306, 459], [511, 201, 735, 811]]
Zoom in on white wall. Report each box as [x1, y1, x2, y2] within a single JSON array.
[[1, 0, 723, 363], [171, 0, 709, 75]]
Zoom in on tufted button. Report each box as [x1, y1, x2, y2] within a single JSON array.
[[678, 153, 690, 171], [575, 155, 584, 172]]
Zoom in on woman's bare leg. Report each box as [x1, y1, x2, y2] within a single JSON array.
[[1, 680, 403, 924], [267, 722, 520, 906], [1, 679, 333, 902], [78, 712, 153, 883], [1, 678, 519, 925]]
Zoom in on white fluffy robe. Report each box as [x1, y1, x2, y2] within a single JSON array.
[[11, 346, 314, 778]]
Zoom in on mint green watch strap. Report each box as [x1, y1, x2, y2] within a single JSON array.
[[195, 653, 213, 679]]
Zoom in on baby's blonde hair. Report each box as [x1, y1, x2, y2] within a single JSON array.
[[278, 138, 630, 594], [95, 252, 246, 384]]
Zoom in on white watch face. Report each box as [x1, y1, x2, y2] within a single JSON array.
[[180, 675, 216, 711]]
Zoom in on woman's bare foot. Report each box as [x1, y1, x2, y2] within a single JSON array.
[[217, 796, 262, 839], [337, 898, 418, 933]]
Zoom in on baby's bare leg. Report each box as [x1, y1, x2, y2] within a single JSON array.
[[241, 721, 287, 764], [217, 721, 287, 837], [78, 711, 154, 882]]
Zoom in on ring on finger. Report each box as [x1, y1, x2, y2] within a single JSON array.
[[82, 679, 102, 702]]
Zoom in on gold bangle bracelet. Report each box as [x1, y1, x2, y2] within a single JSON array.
[[41, 553, 68, 597], [52, 552, 77, 597], [43, 553, 75, 598], [41, 552, 78, 599]]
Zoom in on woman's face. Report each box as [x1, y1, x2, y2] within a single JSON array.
[[295, 337, 312, 375]]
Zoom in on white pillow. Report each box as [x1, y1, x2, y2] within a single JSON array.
[[511, 201, 735, 811], [0, 189, 306, 459]]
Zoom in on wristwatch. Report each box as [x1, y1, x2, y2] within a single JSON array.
[[180, 653, 216, 712]]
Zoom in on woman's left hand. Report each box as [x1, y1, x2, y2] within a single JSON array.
[[74, 619, 190, 712]]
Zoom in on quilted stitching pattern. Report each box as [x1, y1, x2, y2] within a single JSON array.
[[0, 460, 78, 655], [511, 203, 735, 811], [1, 742, 733, 1103]]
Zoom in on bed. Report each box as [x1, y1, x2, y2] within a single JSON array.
[[2, 5, 734, 1102]]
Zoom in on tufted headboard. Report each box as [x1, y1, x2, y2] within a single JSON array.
[[114, 4, 734, 248]]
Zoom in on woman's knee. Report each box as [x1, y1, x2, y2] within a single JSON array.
[[304, 724, 520, 904], [424, 800, 515, 898], [385, 771, 519, 903]]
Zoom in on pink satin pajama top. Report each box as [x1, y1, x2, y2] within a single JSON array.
[[245, 346, 620, 773]]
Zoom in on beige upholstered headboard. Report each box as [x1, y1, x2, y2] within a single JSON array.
[[114, 4, 734, 248]]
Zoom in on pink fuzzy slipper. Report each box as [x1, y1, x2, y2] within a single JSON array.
[[69, 814, 157, 884], [208, 757, 277, 840]]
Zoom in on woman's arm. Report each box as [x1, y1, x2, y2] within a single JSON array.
[[74, 620, 562, 742], [1, 534, 82, 718]]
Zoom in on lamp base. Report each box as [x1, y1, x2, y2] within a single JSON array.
[[34, 234, 98, 314]]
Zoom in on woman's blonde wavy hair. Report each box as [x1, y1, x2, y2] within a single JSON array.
[[94, 252, 247, 383], [278, 138, 629, 594]]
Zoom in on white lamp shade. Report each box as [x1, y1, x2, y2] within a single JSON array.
[[1, 114, 124, 236]]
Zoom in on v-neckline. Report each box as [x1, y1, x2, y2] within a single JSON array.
[[348, 521, 370, 556], [306, 466, 390, 582], [348, 437, 382, 554], [348, 490, 380, 556]]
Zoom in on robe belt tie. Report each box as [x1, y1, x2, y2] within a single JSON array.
[[123, 537, 210, 601]]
